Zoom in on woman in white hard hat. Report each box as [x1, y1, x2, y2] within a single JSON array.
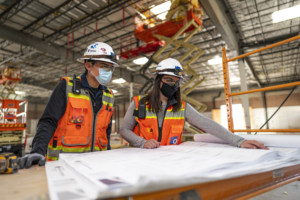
[[121, 58, 268, 150], [19, 42, 120, 169]]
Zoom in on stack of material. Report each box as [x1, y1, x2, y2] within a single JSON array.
[[46, 134, 300, 200]]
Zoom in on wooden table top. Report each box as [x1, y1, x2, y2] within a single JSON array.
[[1, 166, 49, 200]]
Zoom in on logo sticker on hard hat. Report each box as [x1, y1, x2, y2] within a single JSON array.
[[100, 48, 107, 54], [175, 66, 181, 69], [170, 136, 178, 144], [90, 43, 98, 49]]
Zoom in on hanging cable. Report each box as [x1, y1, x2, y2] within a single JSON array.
[[254, 86, 297, 134]]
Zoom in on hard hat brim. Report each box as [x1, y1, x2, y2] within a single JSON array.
[[77, 57, 119, 67], [149, 71, 186, 81]]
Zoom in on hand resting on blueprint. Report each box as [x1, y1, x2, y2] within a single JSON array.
[[240, 140, 269, 150], [144, 139, 160, 149]]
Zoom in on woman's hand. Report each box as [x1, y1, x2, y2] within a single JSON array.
[[240, 140, 269, 150], [143, 139, 160, 149]]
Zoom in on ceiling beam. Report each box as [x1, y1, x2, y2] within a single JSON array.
[[0, 23, 81, 60], [199, 0, 240, 51], [0, 0, 22, 18], [45, 0, 135, 42], [200, 0, 262, 87], [242, 33, 300, 48], [21, 0, 73, 32], [0, 24, 146, 87]]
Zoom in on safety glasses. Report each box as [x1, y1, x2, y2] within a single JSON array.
[[162, 77, 181, 87], [90, 62, 115, 72]]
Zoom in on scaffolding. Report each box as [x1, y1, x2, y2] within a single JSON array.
[[0, 66, 22, 99], [134, 4, 207, 113], [222, 35, 300, 133]]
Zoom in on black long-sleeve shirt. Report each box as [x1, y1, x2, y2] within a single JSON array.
[[31, 74, 112, 155]]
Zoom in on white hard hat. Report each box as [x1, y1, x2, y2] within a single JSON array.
[[77, 42, 119, 67], [152, 58, 184, 79]]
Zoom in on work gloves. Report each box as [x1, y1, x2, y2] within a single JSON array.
[[18, 153, 46, 169]]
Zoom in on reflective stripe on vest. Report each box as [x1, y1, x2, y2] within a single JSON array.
[[132, 95, 186, 145], [46, 77, 113, 161]]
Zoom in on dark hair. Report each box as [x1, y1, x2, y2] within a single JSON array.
[[140, 75, 181, 113]]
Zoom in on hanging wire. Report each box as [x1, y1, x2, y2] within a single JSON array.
[[254, 86, 297, 134]]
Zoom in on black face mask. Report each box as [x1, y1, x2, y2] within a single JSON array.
[[160, 82, 178, 98]]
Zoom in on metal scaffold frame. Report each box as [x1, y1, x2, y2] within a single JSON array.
[[0, 67, 22, 100], [222, 35, 300, 133]]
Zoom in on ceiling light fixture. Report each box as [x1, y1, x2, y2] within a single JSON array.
[[272, 5, 300, 23], [150, 1, 171, 20], [208, 56, 222, 65], [133, 57, 148, 65], [15, 91, 25, 95], [112, 78, 126, 84]]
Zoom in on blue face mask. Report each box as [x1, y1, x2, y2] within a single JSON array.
[[92, 68, 112, 85]]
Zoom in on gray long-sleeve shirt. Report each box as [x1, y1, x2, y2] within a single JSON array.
[[120, 101, 245, 148]]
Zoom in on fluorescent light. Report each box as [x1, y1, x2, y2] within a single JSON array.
[[208, 56, 222, 65], [15, 91, 25, 95], [88, 0, 100, 7], [272, 5, 300, 23], [111, 89, 118, 93], [150, 1, 171, 20], [112, 120, 116, 123], [112, 78, 126, 84], [140, 13, 147, 19], [133, 57, 148, 65]]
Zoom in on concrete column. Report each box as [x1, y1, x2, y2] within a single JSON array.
[[34, 103, 37, 119], [129, 82, 133, 102], [238, 59, 251, 133]]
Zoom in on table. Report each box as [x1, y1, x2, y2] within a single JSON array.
[[1, 164, 300, 200]]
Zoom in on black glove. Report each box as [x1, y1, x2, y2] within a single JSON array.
[[18, 153, 46, 169]]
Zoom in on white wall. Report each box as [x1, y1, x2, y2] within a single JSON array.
[[203, 106, 300, 134], [252, 106, 300, 130]]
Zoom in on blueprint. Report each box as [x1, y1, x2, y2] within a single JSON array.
[[194, 133, 300, 148], [46, 140, 300, 199]]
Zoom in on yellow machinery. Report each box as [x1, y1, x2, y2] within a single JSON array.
[[134, 2, 207, 114], [0, 152, 19, 174], [0, 66, 22, 99]]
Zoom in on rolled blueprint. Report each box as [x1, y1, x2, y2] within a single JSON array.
[[194, 134, 300, 148]]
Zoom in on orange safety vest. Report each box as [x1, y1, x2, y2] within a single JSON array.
[[46, 77, 114, 161], [132, 95, 186, 146]]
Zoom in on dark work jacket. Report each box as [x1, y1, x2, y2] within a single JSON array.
[[31, 74, 112, 156]]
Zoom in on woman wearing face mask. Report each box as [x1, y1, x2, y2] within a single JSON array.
[[120, 58, 268, 150], [18, 42, 119, 169]]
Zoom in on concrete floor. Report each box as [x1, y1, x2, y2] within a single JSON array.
[[250, 181, 300, 200]]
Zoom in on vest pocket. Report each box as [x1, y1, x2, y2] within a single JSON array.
[[61, 136, 89, 146], [167, 125, 183, 145], [67, 99, 89, 135], [139, 124, 154, 140], [98, 136, 108, 149]]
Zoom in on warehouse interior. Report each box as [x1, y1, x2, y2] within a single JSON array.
[[0, 0, 300, 200]]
